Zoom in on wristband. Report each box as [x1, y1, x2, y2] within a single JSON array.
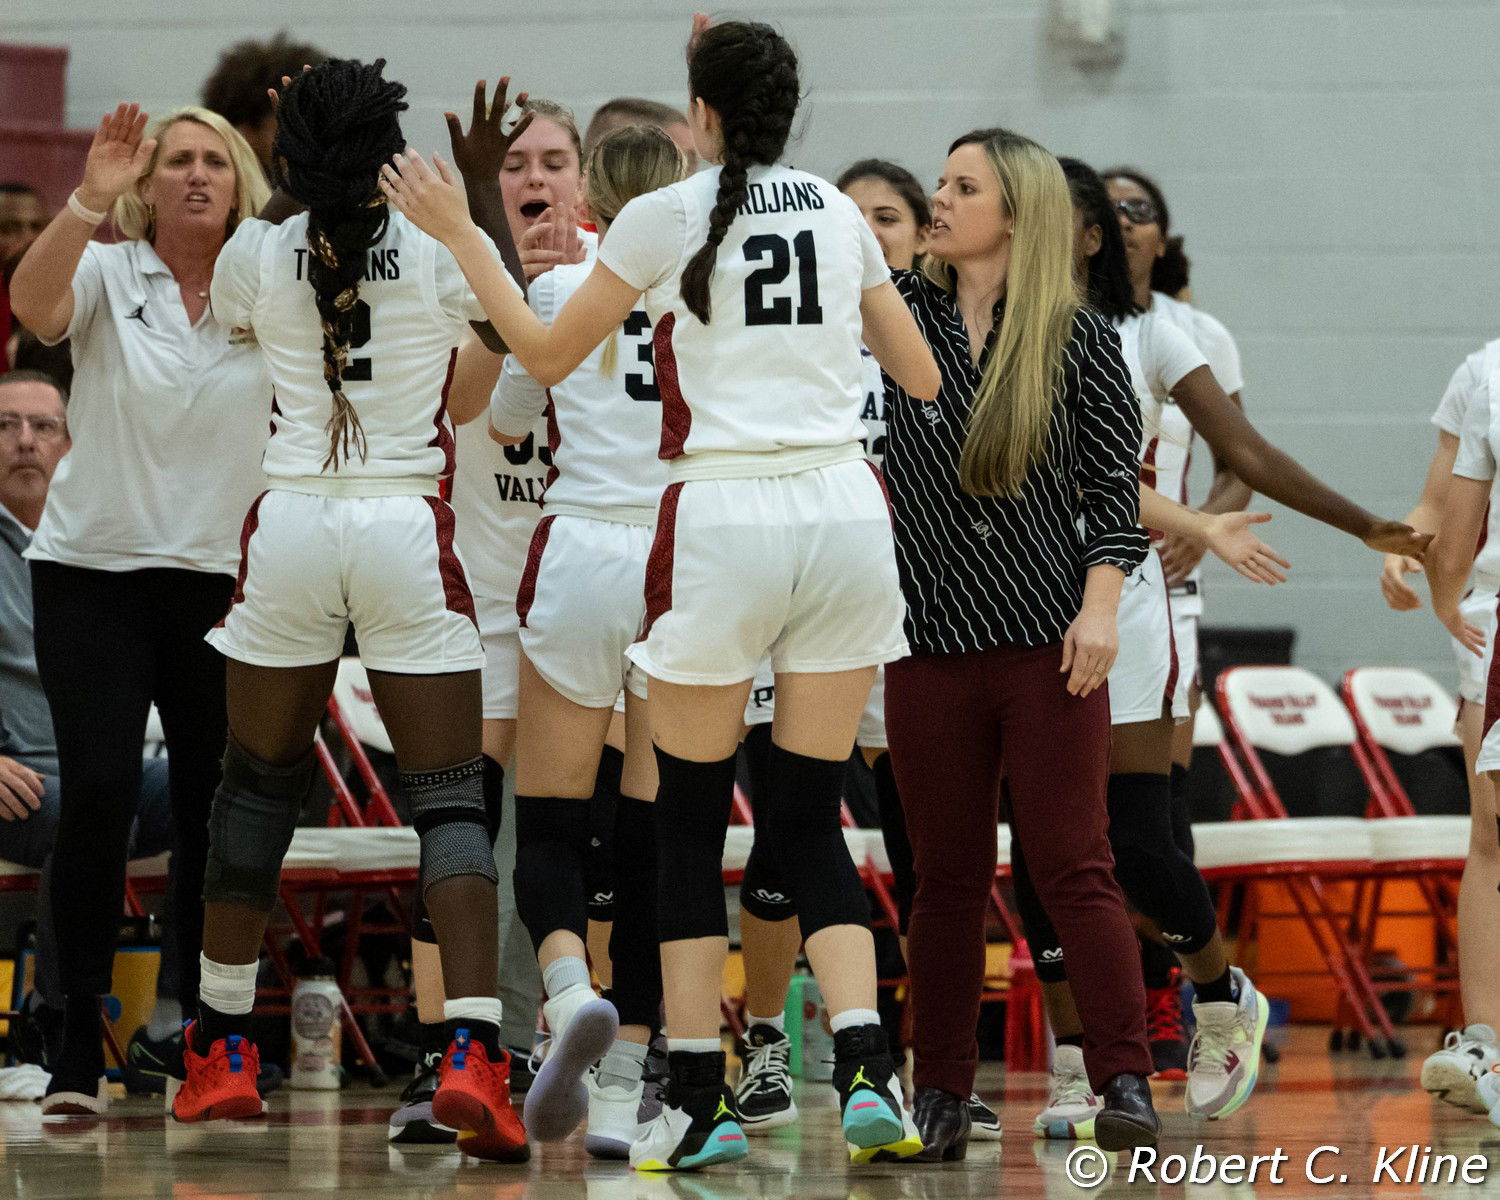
[[67, 189, 109, 227]]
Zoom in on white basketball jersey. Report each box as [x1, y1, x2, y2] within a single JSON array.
[[1115, 310, 1207, 471], [490, 255, 666, 519], [597, 164, 890, 465], [449, 415, 549, 600], [211, 211, 510, 491], [1441, 340, 1500, 592], [859, 347, 887, 468]]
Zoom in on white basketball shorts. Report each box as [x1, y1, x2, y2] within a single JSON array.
[[1455, 588, 1497, 707], [857, 666, 888, 750], [474, 591, 520, 721], [1110, 549, 1187, 726], [627, 459, 909, 686], [517, 514, 651, 709], [209, 490, 482, 674], [1170, 602, 1200, 712], [744, 660, 777, 728]]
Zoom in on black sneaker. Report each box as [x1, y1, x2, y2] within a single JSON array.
[[1147, 973, 1189, 1080], [967, 1093, 1002, 1140], [832, 1024, 923, 1164], [734, 1025, 797, 1132], [388, 1051, 456, 1144], [130, 1025, 283, 1101], [9, 992, 62, 1070], [630, 1051, 748, 1171], [505, 1045, 536, 1096]]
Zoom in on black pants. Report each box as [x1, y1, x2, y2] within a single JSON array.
[[30, 561, 234, 1012]]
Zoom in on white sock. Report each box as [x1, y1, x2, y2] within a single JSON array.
[[444, 996, 505, 1028], [198, 954, 257, 1015], [667, 1037, 721, 1055], [598, 1039, 649, 1090], [830, 1008, 881, 1034], [747, 1011, 786, 1034], [146, 997, 183, 1041], [542, 955, 592, 1000]]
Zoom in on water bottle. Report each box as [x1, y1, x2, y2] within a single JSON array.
[[784, 970, 835, 1081], [289, 957, 342, 1090]]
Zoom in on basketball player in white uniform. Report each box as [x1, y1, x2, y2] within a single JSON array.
[[381, 18, 941, 1171], [1398, 340, 1500, 1111], [179, 61, 528, 1161]]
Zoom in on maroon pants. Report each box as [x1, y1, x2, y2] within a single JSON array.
[[885, 643, 1152, 1095]]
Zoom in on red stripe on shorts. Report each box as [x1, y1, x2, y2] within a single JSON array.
[[865, 459, 894, 527], [1162, 565, 1180, 709], [1140, 436, 1164, 540], [515, 514, 555, 630], [653, 314, 691, 459], [639, 482, 684, 641], [216, 491, 267, 628], [423, 495, 477, 626], [1486, 593, 1500, 741]]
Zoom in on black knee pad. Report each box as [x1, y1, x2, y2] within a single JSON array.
[[1168, 763, 1195, 859], [1009, 833, 1068, 984], [653, 747, 736, 942], [1107, 773, 1216, 954], [609, 795, 663, 1027], [514, 795, 591, 952], [587, 746, 623, 922], [203, 737, 316, 912], [740, 841, 797, 922], [406, 757, 498, 893], [870, 751, 915, 935], [763, 741, 869, 941]]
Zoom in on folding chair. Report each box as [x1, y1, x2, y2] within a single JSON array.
[[1211, 665, 1404, 1056]]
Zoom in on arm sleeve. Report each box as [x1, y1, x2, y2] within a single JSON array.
[[488, 271, 555, 434], [1432, 351, 1482, 436], [435, 234, 513, 326], [595, 189, 681, 292], [1454, 378, 1497, 482], [51, 242, 109, 345], [1075, 313, 1151, 573], [208, 219, 266, 330], [1192, 310, 1244, 395]]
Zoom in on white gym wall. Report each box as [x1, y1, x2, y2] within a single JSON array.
[[8, 0, 1498, 684]]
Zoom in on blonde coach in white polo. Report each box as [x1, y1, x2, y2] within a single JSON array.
[[8, 102, 270, 1112]]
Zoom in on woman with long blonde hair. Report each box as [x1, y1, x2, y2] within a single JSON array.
[[878, 127, 1159, 1158], [10, 102, 271, 1114]]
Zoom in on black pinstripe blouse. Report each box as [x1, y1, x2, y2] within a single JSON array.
[[883, 269, 1149, 654]]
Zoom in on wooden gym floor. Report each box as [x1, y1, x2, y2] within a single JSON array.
[[3, 1027, 1498, 1199]]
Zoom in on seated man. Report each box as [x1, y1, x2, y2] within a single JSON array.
[[0, 370, 177, 1091]]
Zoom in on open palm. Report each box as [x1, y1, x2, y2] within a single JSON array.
[[80, 103, 156, 209]]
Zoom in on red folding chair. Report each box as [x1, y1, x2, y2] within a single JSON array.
[[1209, 665, 1404, 1056]]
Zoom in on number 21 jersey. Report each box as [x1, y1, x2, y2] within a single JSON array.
[[598, 163, 890, 463], [211, 211, 509, 490]]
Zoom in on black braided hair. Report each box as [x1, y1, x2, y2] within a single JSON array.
[[274, 58, 408, 471], [1058, 157, 1140, 323], [1102, 165, 1191, 297], [680, 22, 800, 324]]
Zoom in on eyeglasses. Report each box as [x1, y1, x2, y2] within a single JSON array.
[[1114, 197, 1159, 226], [0, 413, 67, 443]]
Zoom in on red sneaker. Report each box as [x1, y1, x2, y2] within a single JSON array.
[[431, 1030, 530, 1162], [171, 1022, 264, 1122], [1147, 973, 1189, 1081]]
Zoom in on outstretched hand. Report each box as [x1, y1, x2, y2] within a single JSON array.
[[687, 12, 712, 59], [265, 64, 313, 112], [445, 77, 534, 184], [79, 103, 156, 213], [1203, 512, 1290, 585], [1438, 604, 1487, 657], [379, 149, 474, 244], [1380, 554, 1424, 611], [1363, 521, 1434, 561], [517, 201, 585, 280]]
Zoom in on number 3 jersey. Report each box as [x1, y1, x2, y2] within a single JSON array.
[[211, 211, 510, 492], [489, 253, 666, 521], [598, 163, 890, 468]]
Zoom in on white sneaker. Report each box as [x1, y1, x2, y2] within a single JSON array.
[[526, 987, 619, 1142], [1187, 967, 1269, 1120], [1032, 1045, 1099, 1140], [968, 1093, 1003, 1141], [584, 1067, 643, 1160], [734, 1025, 798, 1133], [1477, 1064, 1500, 1128], [1420, 1024, 1499, 1113]]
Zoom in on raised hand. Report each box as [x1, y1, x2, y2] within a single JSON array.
[[79, 103, 156, 212], [379, 149, 474, 244], [1203, 511, 1290, 585], [1158, 529, 1207, 586], [265, 64, 312, 112], [1362, 521, 1434, 560], [445, 77, 534, 184], [517, 201, 585, 280], [1379, 554, 1424, 611], [687, 11, 712, 60]]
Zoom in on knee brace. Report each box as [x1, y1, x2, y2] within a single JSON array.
[[1168, 763, 1195, 859], [407, 757, 498, 894], [513, 795, 591, 952], [653, 747, 736, 943], [763, 742, 869, 941], [203, 737, 316, 912], [740, 841, 797, 922], [413, 754, 507, 944], [870, 751, 916, 935], [1009, 834, 1068, 984], [1106, 773, 1216, 954], [608, 795, 663, 1028], [586, 746, 623, 922]]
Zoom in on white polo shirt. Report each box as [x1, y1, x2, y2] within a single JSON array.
[[27, 239, 271, 575]]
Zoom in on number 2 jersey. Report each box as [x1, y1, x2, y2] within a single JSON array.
[[598, 163, 890, 471], [211, 210, 509, 493]]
